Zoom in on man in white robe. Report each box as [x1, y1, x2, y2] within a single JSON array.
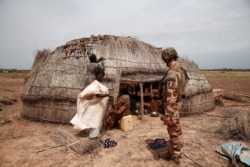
[[70, 66, 109, 138]]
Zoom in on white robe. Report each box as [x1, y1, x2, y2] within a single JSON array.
[[70, 80, 109, 131]]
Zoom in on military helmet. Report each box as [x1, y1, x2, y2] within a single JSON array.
[[161, 47, 179, 62]]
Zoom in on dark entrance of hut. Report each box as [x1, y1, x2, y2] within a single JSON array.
[[121, 81, 162, 118]]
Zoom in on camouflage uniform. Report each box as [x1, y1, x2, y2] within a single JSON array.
[[161, 48, 184, 163]]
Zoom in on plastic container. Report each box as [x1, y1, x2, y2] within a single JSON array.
[[120, 115, 133, 132]]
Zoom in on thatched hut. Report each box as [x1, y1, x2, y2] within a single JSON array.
[[21, 35, 214, 122]]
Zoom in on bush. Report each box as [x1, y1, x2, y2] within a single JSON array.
[[218, 108, 250, 140]]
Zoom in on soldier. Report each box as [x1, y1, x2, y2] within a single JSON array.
[[160, 47, 185, 164]]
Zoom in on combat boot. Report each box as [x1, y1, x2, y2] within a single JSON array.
[[163, 151, 180, 164]]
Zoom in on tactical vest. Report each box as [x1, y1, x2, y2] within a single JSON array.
[[158, 67, 188, 102]]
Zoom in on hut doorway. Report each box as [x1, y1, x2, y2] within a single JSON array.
[[121, 82, 161, 118]]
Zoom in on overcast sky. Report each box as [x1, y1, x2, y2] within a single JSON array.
[[1, 0, 250, 69]]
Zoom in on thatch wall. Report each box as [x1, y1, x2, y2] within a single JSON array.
[[178, 58, 215, 115], [21, 35, 214, 122]]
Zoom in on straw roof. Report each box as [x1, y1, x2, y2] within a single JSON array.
[[21, 34, 214, 122]]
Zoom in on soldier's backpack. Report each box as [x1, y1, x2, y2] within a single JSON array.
[[177, 67, 189, 100]]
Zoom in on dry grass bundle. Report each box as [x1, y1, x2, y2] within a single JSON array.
[[218, 108, 250, 140], [50, 127, 103, 155], [24, 49, 50, 84], [223, 93, 250, 103], [0, 96, 17, 105], [32, 49, 50, 69]]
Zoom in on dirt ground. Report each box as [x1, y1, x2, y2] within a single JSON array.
[[0, 71, 250, 167]]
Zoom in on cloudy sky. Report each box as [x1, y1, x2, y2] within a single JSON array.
[[1, 0, 250, 69]]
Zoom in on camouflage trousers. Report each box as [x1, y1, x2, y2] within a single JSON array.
[[166, 101, 183, 159]]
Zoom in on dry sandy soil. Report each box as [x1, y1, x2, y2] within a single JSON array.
[[0, 71, 250, 167]]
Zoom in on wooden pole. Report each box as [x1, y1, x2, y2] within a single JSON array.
[[150, 84, 153, 99], [139, 82, 144, 118]]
